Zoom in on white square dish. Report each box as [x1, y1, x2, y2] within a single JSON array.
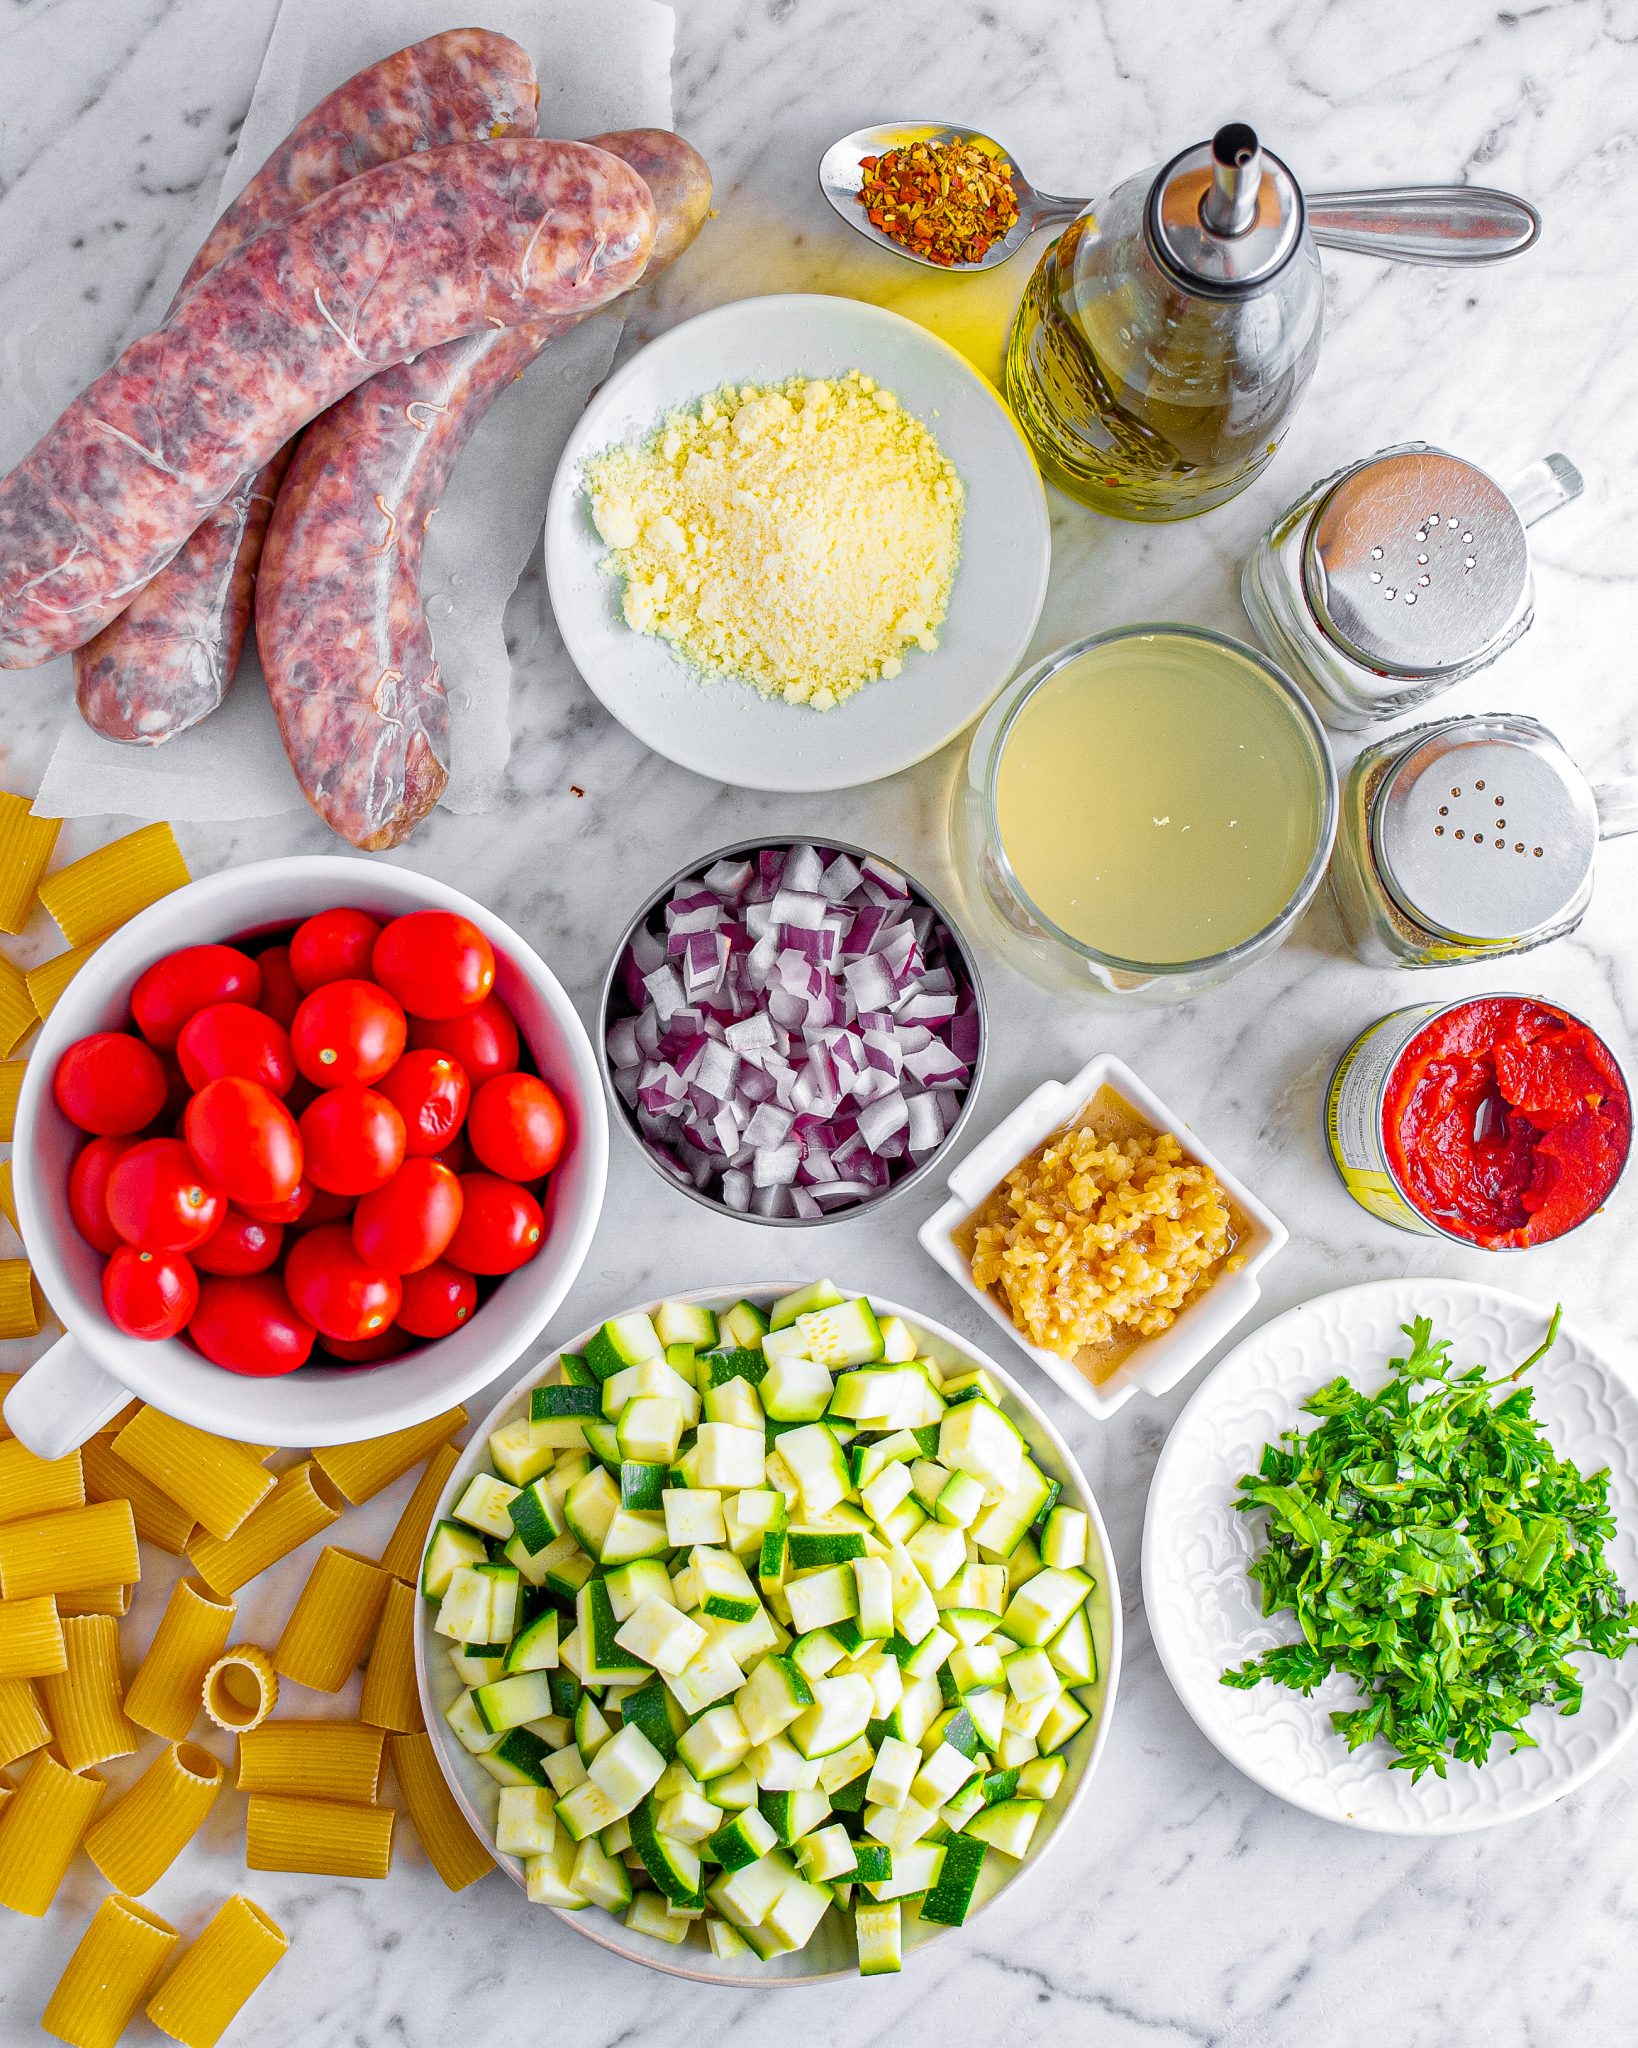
[[917, 1052, 1287, 1420]]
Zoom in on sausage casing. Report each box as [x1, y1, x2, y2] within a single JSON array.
[[0, 138, 654, 670], [72, 28, 540, 743]]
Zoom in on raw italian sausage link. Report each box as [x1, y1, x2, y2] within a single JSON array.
[[73, 29, 539, 743], [0, 138, 656, 670], [255, 131, 711, 851]]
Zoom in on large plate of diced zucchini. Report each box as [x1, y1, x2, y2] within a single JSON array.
[[413, 1283, 1119, 1983]]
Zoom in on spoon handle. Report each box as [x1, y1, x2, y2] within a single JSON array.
[[1307, 185, 1540, 264], [1025, 190, 1092, 233]]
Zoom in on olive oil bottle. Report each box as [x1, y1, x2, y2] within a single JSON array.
[[1005, 126, 1324, 521]]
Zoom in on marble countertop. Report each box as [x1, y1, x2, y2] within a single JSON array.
[[3, 1, 1638, 2042]]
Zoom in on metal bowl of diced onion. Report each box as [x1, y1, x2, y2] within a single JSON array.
[[598, 838, 987, 1226]]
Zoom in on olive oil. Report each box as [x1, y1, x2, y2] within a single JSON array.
[[993, 631, 1325, 964]]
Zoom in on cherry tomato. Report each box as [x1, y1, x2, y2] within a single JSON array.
[[301, 1187, 357, 1227], [131, 945, 261, 1049], [372, 911, 495, 1020], [68, 1137, 133, 1253], [468, 1072, 567, 1182], [192, 1207, 284, 1277], [397, 1259, 478, 1339], [102, 1245, 197, 1340], [378, 1050, 470, 1156], [190, 1273, 315, 1375], [53, 1033, 168, 1136], [298, 1086, 405, 1196], [155, 1053, 192, 1129], [289, 908, 382, 992], [290, 979, 406, 1088], [283, 1223, 401, 1341], [428, 1129, 473, 1177], [106, 1138, 224, 1251], [238, 1178, 314, 1227], [183, 1078, 303, 1208], [351, 1159, 463, 1274], [406, 994, 519, 1084], [255, 944, 304, 1027], [446, 1173, 544, 1275], [318, 1327, 409, 1363], [177, 1003, 295, 1095]]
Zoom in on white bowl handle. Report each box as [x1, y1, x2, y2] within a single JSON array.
[[1138, 1270, 1268, 1400], [2, 1335, 132, 1457]]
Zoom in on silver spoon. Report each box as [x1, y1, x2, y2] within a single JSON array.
[[819, 120, 1542, 272]]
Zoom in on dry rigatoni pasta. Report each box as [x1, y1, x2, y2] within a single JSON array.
[[360, 1578, 423, 1734], [272, 1547, 390, 1692], [26, 940, 105, 1023], [0, 1593, 65, 1678], [0, 1158, 18, 1236], [0, 951, 36, 1056], [81, 1436, 196, 1556], [40, 1613, 135, 1771], [0, 1440, 84, 1522], [59, 1583, 133, 1618], [0, 792, 61, 937], [111, 1407, 272, 1541], [125, 1578, 234, 1744], [236, 1719, 385, 1804], [0, 1259, 40, 1336], [0, 1496, 140, 1599], [0, 1673, 50, 1764], [83, 1741, 224, 1895], [0, 1058, 23, 1140], [41, 1892, 179, 2048], [96, 1399, 143, 1437], [187, 1459, 341, 1597], [313, 1405, 467, 1505], [145, 1893, 288, 2048], [0, 1370, 19, 1432], [245, 1791, 393, 1880], [0, 1745, 106, 1913], [388, 1732, 493, 1892], [378, 1440, 461, 1584], [37, 823, 190, 948], [201, 1647, 277, 1734]]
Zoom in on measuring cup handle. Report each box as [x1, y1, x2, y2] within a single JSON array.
[[1506, 454, 1584, 527], [1, 1334, 131, 1458], [1592, 779, 1638, 843]]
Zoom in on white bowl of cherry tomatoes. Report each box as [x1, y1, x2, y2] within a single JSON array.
[[5, 857, 608, 1459]]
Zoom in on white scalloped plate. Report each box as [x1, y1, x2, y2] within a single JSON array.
[[1142, 1278, 1638, 1833]]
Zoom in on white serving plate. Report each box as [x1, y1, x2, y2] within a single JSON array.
[[1142, 1278, 1638, 1833], [543, 294, 1050, 792], [414, 1283, 1120, 1984], [918, 1053, 1287, 1420]]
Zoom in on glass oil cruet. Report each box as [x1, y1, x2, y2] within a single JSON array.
[[1005, 123, 1540, 521]]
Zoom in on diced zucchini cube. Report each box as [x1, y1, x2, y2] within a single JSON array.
[[614, 1597, 706, 1678], [654, 1300, 719, 1350], [854, 1897, 902, 1974], [496, 1784, 558, 1856], [965, 1796, 1043, 1858], [571, 1833, 633, 1911], [949, 1639, 1004, 1692], [435, 1566, 496, 1645], [662, 1487, 726, 1547], [657, 1789, 723, 1843], [597, 1509, 671, 1568], [473, 1670, 554, 1732], [1018, 1753, 1069, 1799], [703, 1376, 764, 1431], [911, 1740, 978, 1808], [453, 1473, 522, 1540], [604, 1557, 674, 1622], [1041, 1505, 1089, 1571], [488, 1417, 557, 1487], [935, 1470, 985, 1528], [544, 1744, 589, 1796], [906, 1520, 967, 1590], [859, 1460, 913, 1527], [663, 1636, 745, 1715], [563, 1465, 622, 1560], [695, 1423, 766, 1490], [759, 1355, 834, 1423], [617, 1396, 686, 1466], [784, 1564, 858, 1636], [797, 1298, 884, 1369], [749, 1736, 821, 1792], [999, 1567, 1095, 1648], [794, 1823, 857, 1883], [586, 1722, 666, 1816], [445, 1689, 502, 1755], [708, 1805, 776, 1872], [770, 1280, 845, 1330], [692, 1546, 761, 1622], [864, 1734, 920, 1811], [734, 1654, 813, 1746], [556, 1776, 622, 1841], [1036, 1690, 1091, 1753], [790, 1673, 874, 1760], [877, 1316, 917, 1364], [706, 1916, 752, 1959], [937, 1400, 1024, 1495], [625, 1891, 688, 1943], [524, 1832, 585, 1908], [851, 1555, 894, 1640], [586, 1312, 663, 1381], [676, 1703, 750, 1781], [1004, 1645, 1062, 1705]]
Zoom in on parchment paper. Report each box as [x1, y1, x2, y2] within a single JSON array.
[[16, 0, 674, 825]]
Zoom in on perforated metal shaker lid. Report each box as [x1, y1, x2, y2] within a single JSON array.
[[1302, 448, 1529, 677], [1371, 714, 1598, 945]]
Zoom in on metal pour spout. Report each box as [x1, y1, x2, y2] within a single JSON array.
[[1200, 122, 1263, 235]]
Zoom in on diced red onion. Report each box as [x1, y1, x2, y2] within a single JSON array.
[[609, 843, 979, 1218]]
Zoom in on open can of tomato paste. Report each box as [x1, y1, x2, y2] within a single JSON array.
[[1325, 993, 1633, 1249]]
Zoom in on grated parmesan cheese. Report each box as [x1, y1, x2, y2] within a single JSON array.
[[584, 370, 964, 710]]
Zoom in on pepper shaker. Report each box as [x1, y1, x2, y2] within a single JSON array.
[[1329, 711, 1638, 968], [1242, 443, 1582, 729]]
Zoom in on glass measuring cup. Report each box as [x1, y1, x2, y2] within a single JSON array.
[[949, 625, 1338, 1000]]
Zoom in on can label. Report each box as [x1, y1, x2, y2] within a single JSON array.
[[1324, 1006, 1446, 1235]]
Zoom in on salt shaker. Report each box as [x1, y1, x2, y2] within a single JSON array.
[[1242, 443, 1582, 729], [1329, 711, 1638, 968]]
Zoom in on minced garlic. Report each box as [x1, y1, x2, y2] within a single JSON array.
[[583, 370, 963, 710]]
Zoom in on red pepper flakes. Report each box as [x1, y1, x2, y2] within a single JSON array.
[[856, 136, 1021, 266]]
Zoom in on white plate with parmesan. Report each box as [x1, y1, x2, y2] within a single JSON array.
[[543, 295, 1050, 792]]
